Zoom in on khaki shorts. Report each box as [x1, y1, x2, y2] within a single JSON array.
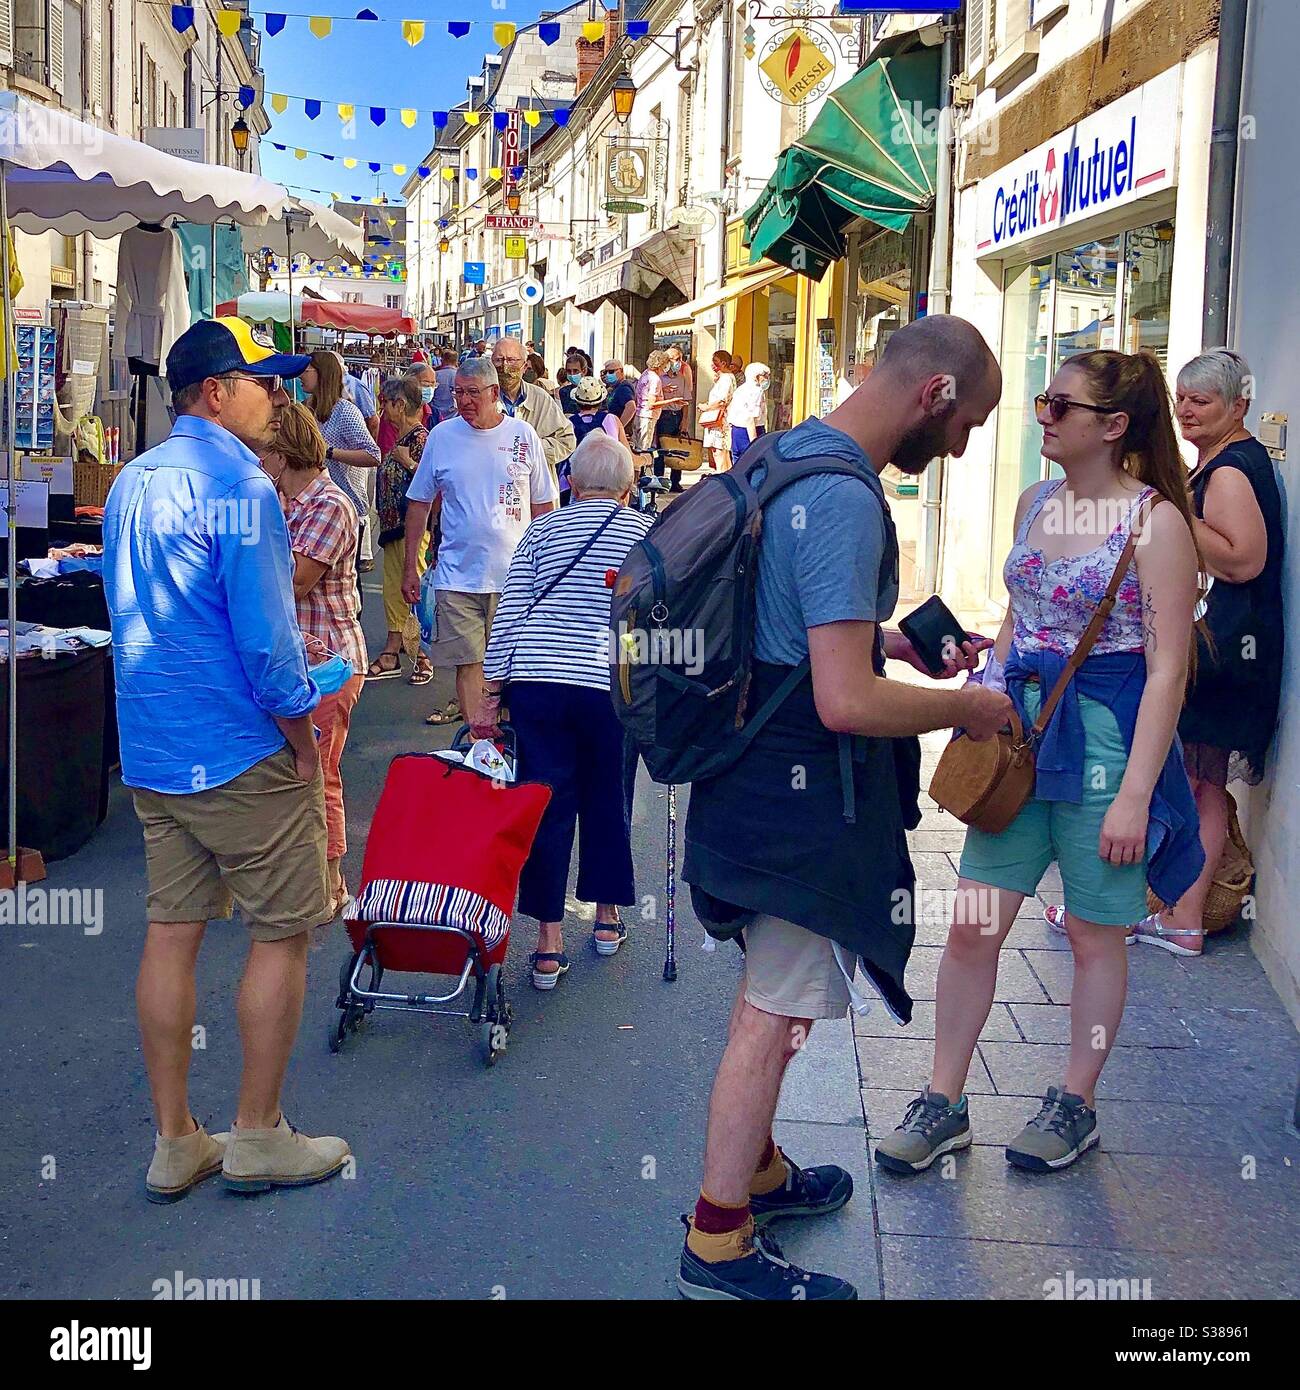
[[426, 588, 499, 667], [742, 913, 852, 1021], [132, 746, 330, 942]]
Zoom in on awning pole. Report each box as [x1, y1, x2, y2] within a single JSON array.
[[2, 162, 19, 867], [286, 219, 294, 353]]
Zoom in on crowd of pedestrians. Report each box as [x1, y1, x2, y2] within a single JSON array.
[[101, 315, 1284, 1301]]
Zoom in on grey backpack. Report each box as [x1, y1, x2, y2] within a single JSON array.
[[609, 430, 894, 785]]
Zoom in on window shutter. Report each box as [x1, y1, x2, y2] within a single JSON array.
[[965, 0, 991, 75], [47, 0, 64, 95], [0, 0, 14, 70], [1030, 0, 1070, 25], [89, 0, 103, 117], [1001, 0, 1031, 44]]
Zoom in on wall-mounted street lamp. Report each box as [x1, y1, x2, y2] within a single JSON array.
[[611, 72, 638, 124], [231, 117, 251, 157], [504, 187, 521, 214], [438, 235, 451, 253]]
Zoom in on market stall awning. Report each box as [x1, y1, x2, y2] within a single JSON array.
[[743, 47, 941, 281], [0, 92, 288, 235], [217, 293, 415, 336], [574, 229, 695, 311], [242, 198, 364, 266], [649, 263, 790, 328]]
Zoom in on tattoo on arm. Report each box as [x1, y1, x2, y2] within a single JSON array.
[[1142, 584, 1158, 651]]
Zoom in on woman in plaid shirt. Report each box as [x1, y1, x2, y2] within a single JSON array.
[[262, 403, 368, 917]]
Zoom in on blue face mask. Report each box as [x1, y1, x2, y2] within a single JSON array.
[[310, 652, 354, 696], [420, 385, 435, 404], [567, 372, 582, 384], [603, 372, 619, 385]]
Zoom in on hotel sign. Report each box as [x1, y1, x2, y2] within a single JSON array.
[[975, 67, 1180, 258]]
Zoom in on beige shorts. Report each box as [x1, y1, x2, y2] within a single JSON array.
[[742, 913, 853, 1021], [426, 589, 499, 667], [132, 746, 330, 942]]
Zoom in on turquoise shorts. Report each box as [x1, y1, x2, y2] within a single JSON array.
[[957, 684, 1147, 927]]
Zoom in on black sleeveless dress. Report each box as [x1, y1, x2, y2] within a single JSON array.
[[1178, 437, 1284, 783]]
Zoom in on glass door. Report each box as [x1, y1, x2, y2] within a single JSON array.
[[988, 257, 1052, 594]]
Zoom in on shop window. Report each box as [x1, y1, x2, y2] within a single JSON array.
[[765, 284, 798, 433]]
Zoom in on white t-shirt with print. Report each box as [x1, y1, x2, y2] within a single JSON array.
[[407, 413, 559, 593]]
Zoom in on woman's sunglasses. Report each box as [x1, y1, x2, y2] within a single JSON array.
[[1034, 392, 1114, 423]]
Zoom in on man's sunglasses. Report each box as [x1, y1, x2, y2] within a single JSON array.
[[1034, 392, 1113, 422], [220, 372, 283, 396]]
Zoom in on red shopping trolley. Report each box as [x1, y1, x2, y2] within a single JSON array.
[[329, 727, 551, 1064]]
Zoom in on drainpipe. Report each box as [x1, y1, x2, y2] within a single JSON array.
[[719, 0, 734, 292], [918, 16, 958, 596], [1203, 0, 1249, 348]]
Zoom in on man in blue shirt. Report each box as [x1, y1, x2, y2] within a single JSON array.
[[103, 316, 351, 1203]]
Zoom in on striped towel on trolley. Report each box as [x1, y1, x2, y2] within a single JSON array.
[[353, 878, 510, 948]]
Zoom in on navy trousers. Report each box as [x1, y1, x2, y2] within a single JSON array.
[[509, 681, 636, 923]]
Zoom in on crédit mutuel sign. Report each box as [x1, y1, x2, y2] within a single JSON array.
[[975, 68, 1179, 258]]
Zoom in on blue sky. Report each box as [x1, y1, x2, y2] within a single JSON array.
[[257, 3, 566, 207]]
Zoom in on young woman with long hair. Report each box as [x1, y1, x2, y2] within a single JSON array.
[[876, 349, 1206, 1177]]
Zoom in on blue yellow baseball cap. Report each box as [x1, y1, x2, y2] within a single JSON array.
[[166, 316, 310, 394]]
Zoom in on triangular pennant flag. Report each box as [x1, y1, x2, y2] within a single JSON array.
[[493, 111, 509, 131], [433, 111, 449, 128], [401, 20, 424, 47], [511, 166, 524, 180], [332, 192, 342, 201], [265, 13, 286, 35], [417, 166, 431, 178], [393, 164, 407, 175], [372, 195, 383, 205], [321, 153, 334, 161], [370, 108, 386, 126], [387, 217, 397, 227], [582, 21, 605, 42], [441, 168, 454, 180], [493, 22, 516, 46], [553, 108, 570, 126], [270, 92, 288, 114], [627, 21, 649, 38], [463, 111, 480, 126], [217, 9, 242, 37], [351, 195, 362, 202], [171, 6, 195, 35], [294, 148, 308, 160], [538, 22, 560, 45], [368, 162, 381, 173], [308, 17, 332, 39], [448, 21, 469, 38], [523, 109, 541, 127], [238, 86, 255, 108], [356, 7, 378, 18], [271, 142, 286, 151], [401, 109, 417, 128], [489, 167, 502, 180], [343, 157, 358, 169], [304, 99, 321, 120], [337, 103, 355, 122], [465, 168, 478, 180]]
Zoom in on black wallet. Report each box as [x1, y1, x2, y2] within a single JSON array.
[[897, 595, 971, 677]]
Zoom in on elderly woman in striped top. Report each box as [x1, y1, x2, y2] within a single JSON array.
[[470, 433, 652, 990]]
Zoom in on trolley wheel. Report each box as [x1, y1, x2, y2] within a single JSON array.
[[328, 1011, 349, 1054], [479, 963, 509, 1066], [336, 951, 361, 1009], [360, 951, 383, 1015]]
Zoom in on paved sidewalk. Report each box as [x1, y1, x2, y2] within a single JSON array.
[[769, 728, 1300, 1301]]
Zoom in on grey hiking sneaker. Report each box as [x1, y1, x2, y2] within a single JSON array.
[[1005, 1087, 1098, 1172], [873, 1087, 972, 1175]]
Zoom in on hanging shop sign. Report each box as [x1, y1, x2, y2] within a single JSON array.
[[504, 235, 528, 260], [603, 200, 647, 214], [756, 23, 849, 108], [485, 214, 538, 231], [482, 277, 527, 310], [501, 109, 525, 183], [435, 313, 455, 334], [463, 261, 486, 285], [974, 67, 1180, 258], [605, 143, 650, 200]]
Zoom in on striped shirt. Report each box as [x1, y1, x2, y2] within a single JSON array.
[[483, 498, 652, 690]]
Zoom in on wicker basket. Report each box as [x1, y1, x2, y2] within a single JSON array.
[[73, 461, 124, 508], [1147, 791, 1254, 934]]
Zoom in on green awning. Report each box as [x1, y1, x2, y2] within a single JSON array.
[[744, 47, 941, 280]]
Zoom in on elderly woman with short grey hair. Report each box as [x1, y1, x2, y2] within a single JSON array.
[[472, 433, 653, 989]]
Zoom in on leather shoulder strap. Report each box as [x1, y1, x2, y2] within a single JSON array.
[[1031, 496, 1158, 738]]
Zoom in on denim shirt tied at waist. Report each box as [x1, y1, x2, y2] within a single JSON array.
[[1004, 645, 1205, 907]]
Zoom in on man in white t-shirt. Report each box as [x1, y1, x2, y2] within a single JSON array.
[[402, 356, 558, 722]]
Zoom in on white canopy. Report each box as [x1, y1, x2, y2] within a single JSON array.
[[0, 91, 288, 235], [242, 197, 364, 266], [222, 291, 307, 323]]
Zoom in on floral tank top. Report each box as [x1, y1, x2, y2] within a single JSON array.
[[1005, 480, 1156, 657]]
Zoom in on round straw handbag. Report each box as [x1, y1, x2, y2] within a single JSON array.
[[1146, 791, 1254, 934]]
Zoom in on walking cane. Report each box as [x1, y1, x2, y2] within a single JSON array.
[[664, 783, 678, 982]]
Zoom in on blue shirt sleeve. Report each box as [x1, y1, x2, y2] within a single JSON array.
[[212, 476, 320, 719], [351, 377, 376, 418], [791, 477, 887, 628]]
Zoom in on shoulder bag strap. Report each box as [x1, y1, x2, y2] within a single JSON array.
[[1029, 496, 1159, 740]]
